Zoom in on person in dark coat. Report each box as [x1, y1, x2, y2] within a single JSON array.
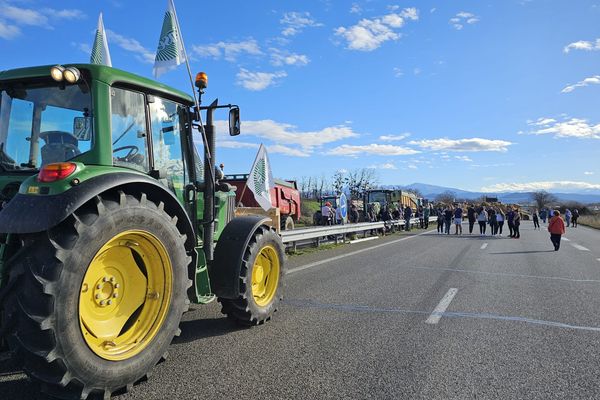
[[404, 205, 413, 231]]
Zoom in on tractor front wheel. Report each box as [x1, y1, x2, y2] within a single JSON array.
[[2, 191, 191, 399], [219, 226, 285, 325]]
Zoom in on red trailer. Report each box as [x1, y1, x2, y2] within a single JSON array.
[[223, 174, 301, 230]]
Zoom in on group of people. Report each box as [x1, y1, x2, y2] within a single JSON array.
[[434, 204, 523, 238]]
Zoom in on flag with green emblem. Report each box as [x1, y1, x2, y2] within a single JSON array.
[[248, 144, 275, 211], [153, 0, 186, 78], [90, 13, 112, 67]]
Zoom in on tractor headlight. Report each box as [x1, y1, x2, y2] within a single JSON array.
[[50, 65, 65, 82], [63, 67, 81, 83]]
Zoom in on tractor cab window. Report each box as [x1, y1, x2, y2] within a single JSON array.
[[149, 96, 187, 199], [110, 87, 149, 172], [0, 82, 93, 171]]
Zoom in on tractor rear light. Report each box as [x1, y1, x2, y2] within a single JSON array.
[[38, 163, 77, 183]]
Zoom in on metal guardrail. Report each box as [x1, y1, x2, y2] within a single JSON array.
[[281, 217, 437, 250]]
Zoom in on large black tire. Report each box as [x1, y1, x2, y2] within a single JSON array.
[[2, 190, 191, 399], [219, 226, 285, 326]]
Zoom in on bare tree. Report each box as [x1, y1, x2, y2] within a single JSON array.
[[332, 170, 345, 194], [531, 191, 557, 210], [406, 188, 423, 198], [435, 190, 456, 204], [345, 168, 378, 199]]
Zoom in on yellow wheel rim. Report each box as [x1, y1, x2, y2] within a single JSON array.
[[79, 230, 173, 361], [251, 245, 280, 307]]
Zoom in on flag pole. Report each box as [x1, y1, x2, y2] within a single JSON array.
[[169, 0, 214, 186]]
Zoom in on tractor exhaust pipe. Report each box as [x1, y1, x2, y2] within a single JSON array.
[[203, 99, 218, 262]]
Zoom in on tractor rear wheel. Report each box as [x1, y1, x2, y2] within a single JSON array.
[[2, 191, 191, 399], [219, 226, 285, 325]]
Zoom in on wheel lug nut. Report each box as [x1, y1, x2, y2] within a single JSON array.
[[96, 284, 102, 289], [114, 283, 120, 288], [95, 294, 101, 299], [110, 277, 115, 283], [113, 293, 118, 298], [107, 300, 112, 305], [100, 300, 106, 306]]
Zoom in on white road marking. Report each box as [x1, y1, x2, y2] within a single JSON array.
[[562, 237, 570, 242], [286, 229, 436, 275], [597, 258, 600, 263], [348, 236, 379, 244], [480, 243, 488, 250], [571, 243, 590, 251], [425, 288, 458, 324]]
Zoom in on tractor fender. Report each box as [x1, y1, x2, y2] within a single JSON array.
[[0, 172, 196, 250], [211, 215, 274, 299]]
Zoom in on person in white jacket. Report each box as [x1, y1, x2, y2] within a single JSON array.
[[477, 208, 488, 235]]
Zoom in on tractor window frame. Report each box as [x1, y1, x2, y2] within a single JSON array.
[[109, 86, 151, 173]]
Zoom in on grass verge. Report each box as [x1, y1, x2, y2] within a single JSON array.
[[578, 214, 600, 229]]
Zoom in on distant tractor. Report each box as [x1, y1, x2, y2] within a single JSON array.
[[223, 173, 301, 230], [362, 189, 419, 220], [0, 64, 285, 399]]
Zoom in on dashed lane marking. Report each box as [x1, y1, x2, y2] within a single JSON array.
[[563, 237, 570, 242], [571, 243, 590, 251], [480, 243, 488, 250], [425, 288, 458, 324]]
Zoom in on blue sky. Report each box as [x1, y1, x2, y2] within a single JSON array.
[[1, 0, 600, 193]]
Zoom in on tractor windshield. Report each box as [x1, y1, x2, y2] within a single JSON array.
[[0, 80, 93, 171]]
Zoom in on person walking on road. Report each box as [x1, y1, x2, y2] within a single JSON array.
[[539, 208, 547, 224], [506, 207, 515, 237], [436, 207, 444, 234], [565, 208, 572, 227], [404, 205, 413, 231], [467, 205, 476, 234], [477, 207, 488, 235], [444, 206, 453, 235], [572, 209, 579, 228], [532, 209, 540, 230], [496, 208, 505, 236], [488, 208, 498, 236], [513, 208, 521, 239], [548, 210, 566, 251], [454, 204, 463, 235]]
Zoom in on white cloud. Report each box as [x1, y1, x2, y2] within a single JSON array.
[[107, 30, 154, 63], [379, 133, 410, 141], [393, 67, 403, 77], [413, 67, 421, 75], [217, 140, 258, 150], [450, 11, 479, 30], [584, 171, 594, 175], [236, 69, 287, 91], [335, 8, 418, 51], [0, 4, 85, 39], [455, 155, 473, 162], [327, 143, 420, 156], [481, 181, 600, 193], [407, 164, 417, 169], [561, 75, 600, 93], [280, 12, 322, 36], [526, 117, 600, 139], [408, 138, 513, 152], [267, 144, 310, 157], [72, 41, 91, 55], [1, 5, 48, 26], [192, 39, 262, 62], [214, 119, 360, 157], [564, 39, 600, 53], [350, 3, 362, 14], [0, 20, 20, 39], [270, 49, 310, 66], [368, 163, 398, 170]]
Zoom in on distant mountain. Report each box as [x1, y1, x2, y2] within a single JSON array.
[[379, 183, 600, 204]]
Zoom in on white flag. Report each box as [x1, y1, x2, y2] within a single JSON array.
[[247, 144, 275, 211], [153, 0, 186, 78], [90, 13, 112, 67]]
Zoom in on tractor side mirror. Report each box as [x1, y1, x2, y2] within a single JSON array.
[[228, 107, 240, 136], [73, 117, 92, 141]]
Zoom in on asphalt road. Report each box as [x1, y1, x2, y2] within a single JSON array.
[[3, 221, 600, 399]]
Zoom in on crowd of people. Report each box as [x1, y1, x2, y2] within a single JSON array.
[[319, 199, 576, 252]]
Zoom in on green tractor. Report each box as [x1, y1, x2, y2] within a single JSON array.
[[0, 64, 285, 399]]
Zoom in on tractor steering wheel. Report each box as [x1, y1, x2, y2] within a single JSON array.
[[113, 145, 140, 163]]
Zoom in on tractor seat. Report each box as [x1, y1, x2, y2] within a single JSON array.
[[40, 131, 81, 165]]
